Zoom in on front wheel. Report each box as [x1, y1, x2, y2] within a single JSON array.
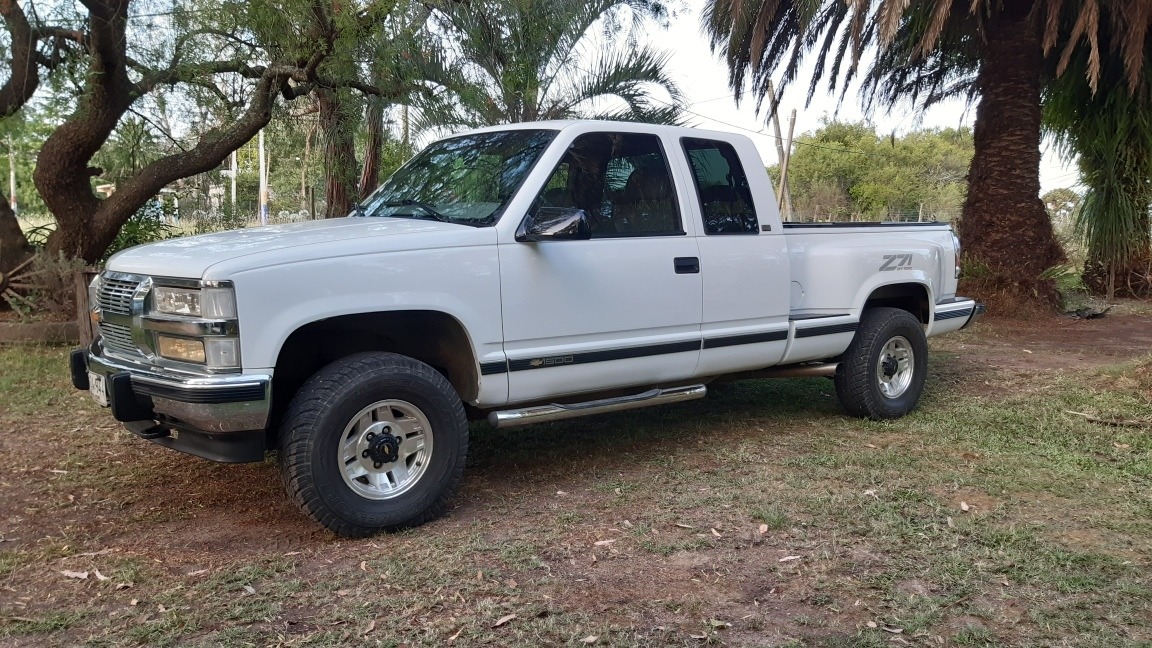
[[834, 307, 928, 420], [278, 352, 468, 537]]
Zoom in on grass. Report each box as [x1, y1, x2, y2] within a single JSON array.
[[1, 339, 1150, 646]]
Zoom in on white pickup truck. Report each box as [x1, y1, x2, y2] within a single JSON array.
[[71, 121, 982, 536]]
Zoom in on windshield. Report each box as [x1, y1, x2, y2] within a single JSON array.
[[357, 129, 558, 226]]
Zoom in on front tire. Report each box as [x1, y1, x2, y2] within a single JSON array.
[[278, 352, 468, 537], [834, 307, 928, 420]]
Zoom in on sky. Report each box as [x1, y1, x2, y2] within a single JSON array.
[[652, 3, 1080, 194]]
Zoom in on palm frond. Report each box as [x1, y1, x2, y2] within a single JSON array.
[[412, 0, 681, 128], [1044, 6, 1152, 269]]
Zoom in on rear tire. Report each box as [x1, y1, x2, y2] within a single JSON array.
[[278, 352, 468, 537], [834, 307, 927, 420]]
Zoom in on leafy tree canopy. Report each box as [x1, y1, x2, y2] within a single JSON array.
[[769, 120, 972, 222], [414, 0, 686, 131]]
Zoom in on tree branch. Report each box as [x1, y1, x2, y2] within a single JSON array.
[[101, 71, 285, 228], [0, 0, 40, 117]]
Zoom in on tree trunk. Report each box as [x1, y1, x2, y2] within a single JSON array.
[[318, 88, 360, 218], [31, 0, 296, 264], [358, 97, 384, 200], [34, 0, 133, 263], [956, 0, 1064, 312], [0, 0, 43, 272], [301, 123, 315, 212], [0, 202, 31, 271]]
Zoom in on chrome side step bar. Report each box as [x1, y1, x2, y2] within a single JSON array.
[[488, 384, 707, 429], [743, 362, 838, 379]]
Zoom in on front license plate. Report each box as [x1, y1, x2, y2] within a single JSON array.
[[88, 371, 109, 407]]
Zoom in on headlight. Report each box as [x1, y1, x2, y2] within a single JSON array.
[[153, 286, 199, 316], [148, 282, 241, 369], [152, 286, 236, 318]]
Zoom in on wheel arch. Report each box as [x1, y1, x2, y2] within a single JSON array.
[[269, 310, 479, 438], [862, 282, 931, 324]]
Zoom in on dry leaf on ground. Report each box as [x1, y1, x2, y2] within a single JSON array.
[[492, 613, 517, 628]]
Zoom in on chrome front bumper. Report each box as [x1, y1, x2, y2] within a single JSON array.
[[71, 343, 271, 462]]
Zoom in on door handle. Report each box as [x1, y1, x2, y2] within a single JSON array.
[[674, 257, 699, 274]]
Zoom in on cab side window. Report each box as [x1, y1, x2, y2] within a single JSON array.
[[533, 132, 683, 237], [681, 138, 759, 235]]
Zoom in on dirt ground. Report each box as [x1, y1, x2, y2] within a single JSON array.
[[1, 306, 1151, 647]]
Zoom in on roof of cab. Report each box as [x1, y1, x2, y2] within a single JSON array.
[[448, 119, 750, 144]]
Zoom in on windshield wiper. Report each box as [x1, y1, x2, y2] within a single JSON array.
[[380, 200, 451, 223]]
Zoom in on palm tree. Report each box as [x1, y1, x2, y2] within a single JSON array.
[[414, 0, 685, 131], [1044, 10, 1152, 300], [703, 0, 1152, 310]]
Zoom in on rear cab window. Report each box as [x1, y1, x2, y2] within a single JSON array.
[[681, 138, 760, 235]]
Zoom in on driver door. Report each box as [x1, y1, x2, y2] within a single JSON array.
[[498, 131, 703, 403]]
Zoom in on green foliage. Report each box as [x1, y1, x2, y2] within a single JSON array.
[[1042, 188, 1082, 227], [0, 104, 58, 220], [415, 0, 685, 130], [1043, 188, 1085, 264], [768, 120, 972, 221], [103, 201, 177, 261], [1043, 14, 1152, 298], [22, 223, 54, 249], [91, 117, 162, 186], [190, 206, 249, 235], [1040, 263, 1091, 311]]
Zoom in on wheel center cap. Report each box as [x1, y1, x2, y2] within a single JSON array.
[[881, 356, 899, 378], [364, 428, 400, 465]]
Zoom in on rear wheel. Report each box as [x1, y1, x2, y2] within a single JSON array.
[[834, 307, 928, 420], [278, 352, 468, 537]]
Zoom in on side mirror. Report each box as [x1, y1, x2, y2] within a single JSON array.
[[516, 207, 592, 242]]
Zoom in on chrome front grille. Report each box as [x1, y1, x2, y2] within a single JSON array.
[[99, 322, 138, 356], [98, 277, 140, 315], [96, 273, 145, 358]]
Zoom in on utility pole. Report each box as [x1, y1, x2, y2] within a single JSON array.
[[777, 109, 797, 220], [230, 150, 237, 215], [7, 134, 16, 214], [764, 82, 794, 220], [258, 130, 268, 226]]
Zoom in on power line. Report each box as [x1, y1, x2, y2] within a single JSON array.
[[648, 94, 882, 158]]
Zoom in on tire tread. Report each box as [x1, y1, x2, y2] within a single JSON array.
[[278, 352, 468, 537], [834, 307, 927, 420]]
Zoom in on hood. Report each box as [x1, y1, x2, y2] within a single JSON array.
[[106, 217, 484, 279]]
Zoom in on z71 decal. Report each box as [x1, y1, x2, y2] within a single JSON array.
[[880, 253, 913, 272]]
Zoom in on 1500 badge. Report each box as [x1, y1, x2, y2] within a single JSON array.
[[880, 253, 913, 271], [529, 356, 575, 367]]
